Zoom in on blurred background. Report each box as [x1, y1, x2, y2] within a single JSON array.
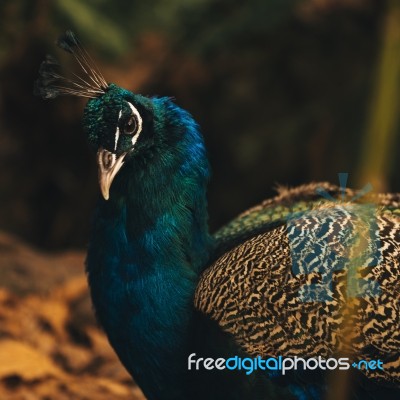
[[0, 0, 400, 251]]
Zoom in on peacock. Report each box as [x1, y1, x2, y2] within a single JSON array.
[[35, 31, 400, 400]]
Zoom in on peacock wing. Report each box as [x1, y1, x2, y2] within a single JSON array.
[[195, 184, 400, 384]]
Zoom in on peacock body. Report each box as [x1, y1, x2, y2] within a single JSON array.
[[35, 32, 400, 400]]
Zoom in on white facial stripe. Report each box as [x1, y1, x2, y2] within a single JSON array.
[[115, 110, 122, 151], [127, 102, 143, 146], [114, 127, 120, 152]]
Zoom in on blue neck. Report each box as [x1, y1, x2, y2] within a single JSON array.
[[86, 99, 213, 399]]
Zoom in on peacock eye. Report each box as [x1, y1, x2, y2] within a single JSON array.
[[124, 116, 138, 135]]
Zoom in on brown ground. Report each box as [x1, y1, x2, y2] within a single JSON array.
[[0, 231, 145, 400]]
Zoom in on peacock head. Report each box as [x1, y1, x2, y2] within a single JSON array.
[[83, 84, 156, 199], [35, 31, 175, 200]]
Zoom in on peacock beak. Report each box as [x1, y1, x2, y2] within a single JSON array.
[[97, 148, 127, 200]]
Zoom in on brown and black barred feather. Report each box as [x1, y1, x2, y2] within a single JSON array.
[[195, 182, 400, 384]]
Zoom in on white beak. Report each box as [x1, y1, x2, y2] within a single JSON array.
[[97, 148, 127, 200]]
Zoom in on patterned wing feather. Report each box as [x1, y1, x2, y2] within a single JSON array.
[[196, 183, 400, 384]]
